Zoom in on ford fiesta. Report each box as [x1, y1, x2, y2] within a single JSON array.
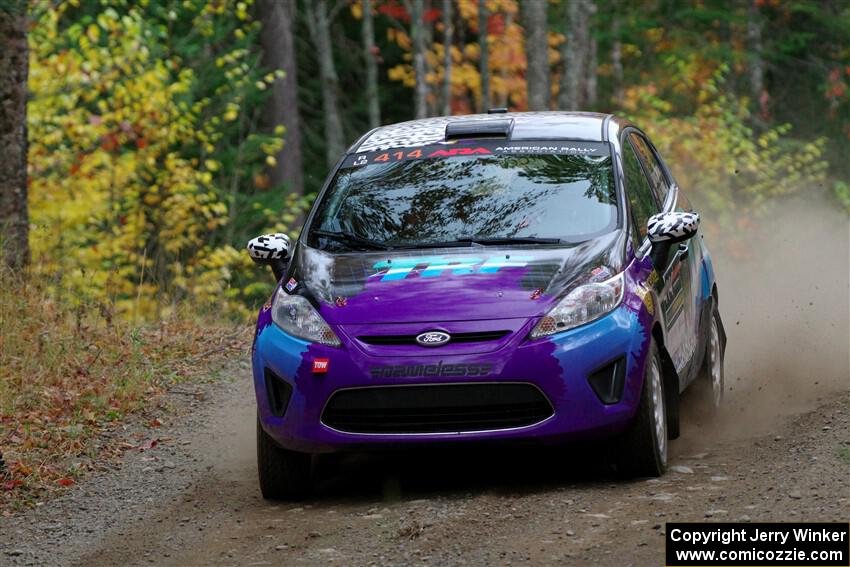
[[246, 111, 726, 500]]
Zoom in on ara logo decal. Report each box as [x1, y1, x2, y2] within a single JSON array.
[[370, 255, 532, 282], [427, 147, 492, 157]]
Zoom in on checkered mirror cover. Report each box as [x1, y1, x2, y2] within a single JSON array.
[[247, 233, 291, 260], [647, 212, 699, 242]]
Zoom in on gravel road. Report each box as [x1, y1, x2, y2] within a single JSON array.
[[2, 200, 848, 566], [1, 359, 847, 567]]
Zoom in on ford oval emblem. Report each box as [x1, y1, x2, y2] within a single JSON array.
[[415, 331, 451, 347]]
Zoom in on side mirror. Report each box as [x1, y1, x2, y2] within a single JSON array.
[[647, 211, 699, 244], [247, 233, 291, 281]]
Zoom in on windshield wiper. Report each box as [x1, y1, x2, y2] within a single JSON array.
[[397, 236, 563, 249], [312, 229, 393, 250]]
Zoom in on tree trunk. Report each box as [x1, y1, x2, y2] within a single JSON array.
[[258, 0, 304, 196], [410, 0, 429, 118], [0, 1, 29, 271], [362, 0, 381, 128], [521, 0, 549, 111], [304, 0, 345, 167], [585, 10, 597, 109], [747, 0, 767, 119], [497, 9, 513, 108], [442, 0, 453, 115], [478, 0, 490, 111], [559, 0, 595, 110], [610, 10, 623, 108]]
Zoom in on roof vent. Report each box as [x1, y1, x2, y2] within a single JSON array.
[[444, 118, 513, 141]]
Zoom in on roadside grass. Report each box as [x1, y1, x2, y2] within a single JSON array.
[[0, 274, 251, 512]]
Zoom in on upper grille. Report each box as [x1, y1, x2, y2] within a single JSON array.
[[321, 383, 553, 434], [358, 330, 510, 346]]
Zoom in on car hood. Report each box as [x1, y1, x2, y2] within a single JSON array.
[[287, 230, 628, 325]]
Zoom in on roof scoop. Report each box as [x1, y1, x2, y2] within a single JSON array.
[[445, 118, 513, 141]]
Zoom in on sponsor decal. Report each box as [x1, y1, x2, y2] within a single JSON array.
[[312, 358, 330, 373], [285, 277, 298, 292], [646, 269, 659, 289], [530, 288, 543, 300], [334, 296, 347, 307], [371, 255, 532, 282], [427, 147, 492, 157], [635, 285, 655, 316], [343, 141, 609, 168], [590, 265, 613, 282], [369, 362, 493, 379], [494, 145, 598, 154]]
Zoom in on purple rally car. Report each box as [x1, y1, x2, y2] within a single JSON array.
[[246, 112, 726, 500]]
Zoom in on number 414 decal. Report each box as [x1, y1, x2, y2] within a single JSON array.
[[368, 146, 492, 164]]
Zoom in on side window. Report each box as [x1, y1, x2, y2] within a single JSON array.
[[622, 139, 660, 240], [629, 133, 670, 205]]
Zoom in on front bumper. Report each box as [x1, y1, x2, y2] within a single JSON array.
[[252, 305, 650, 453]]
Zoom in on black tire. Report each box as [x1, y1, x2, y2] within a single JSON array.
[[694, 304, 725, 416], [256, 418, 312, 500], [617, 339, 668, 478]]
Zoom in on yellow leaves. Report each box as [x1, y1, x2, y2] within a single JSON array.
[[223, 102, 239, 121], [388, 64, 415, 88], [265, 155, 277, 167], [86, 24, 100, 43], [388, 27, 411, 51]]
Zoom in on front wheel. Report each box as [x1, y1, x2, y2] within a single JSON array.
[[256, 418, 312, 500], [617, 340, 667, 477]]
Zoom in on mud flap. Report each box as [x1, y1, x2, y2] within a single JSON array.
[[659, 346, 681, 440]]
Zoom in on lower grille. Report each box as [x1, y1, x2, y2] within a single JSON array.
[[321, 383, 553, 434]]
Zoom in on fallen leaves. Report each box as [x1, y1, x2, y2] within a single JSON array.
[[0, 277, 248, 512]]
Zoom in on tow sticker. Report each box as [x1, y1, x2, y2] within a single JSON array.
[[312, 358, 329, 374]]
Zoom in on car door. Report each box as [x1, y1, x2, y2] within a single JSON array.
[[622, 132, 694, 376]]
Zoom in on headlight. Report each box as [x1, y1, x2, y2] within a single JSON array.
[[271, 289, 341, 346], [529, 272, 625, 339]]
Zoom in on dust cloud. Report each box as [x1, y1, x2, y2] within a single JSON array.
[[684, 192, 850, 439]]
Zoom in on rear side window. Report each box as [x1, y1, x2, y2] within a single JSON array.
[[628, 133, 670, 205], [622, 139, 659, 240]]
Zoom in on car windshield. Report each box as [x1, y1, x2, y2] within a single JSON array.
[[307, 142, 618, 251]]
